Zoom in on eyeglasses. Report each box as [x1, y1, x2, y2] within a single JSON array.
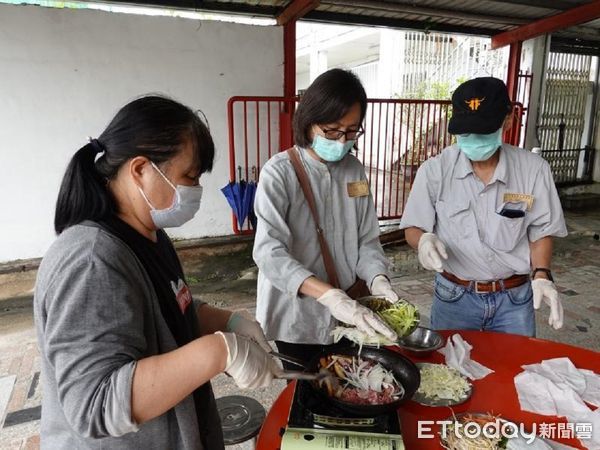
[[318, 126, 364, 141]]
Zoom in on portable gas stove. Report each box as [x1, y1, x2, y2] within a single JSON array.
[[280, 380, 405, 449]]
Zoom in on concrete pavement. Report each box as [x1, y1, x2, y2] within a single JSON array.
[[0, 209, 598, 449]]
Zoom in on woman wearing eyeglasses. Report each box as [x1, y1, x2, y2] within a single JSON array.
[[252, 69, 398, 367]]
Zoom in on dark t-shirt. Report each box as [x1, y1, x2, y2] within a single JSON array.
[[97, 216, 224, 450]]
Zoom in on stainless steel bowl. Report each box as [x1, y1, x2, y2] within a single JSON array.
[[397, 327, 444, 354], [357, 296, 394, 312]]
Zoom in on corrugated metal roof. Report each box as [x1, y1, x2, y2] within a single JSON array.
[[307, 0, 600, 40], [104, 0, 600, 53]]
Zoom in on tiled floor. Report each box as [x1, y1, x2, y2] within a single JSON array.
[[0, 210, 599, 449]]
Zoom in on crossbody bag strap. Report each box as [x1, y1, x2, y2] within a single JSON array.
[[287, 147, 341, 289]]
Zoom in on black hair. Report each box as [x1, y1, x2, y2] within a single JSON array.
[[293, 68, 367, 148], [54, 95, 215, 234]]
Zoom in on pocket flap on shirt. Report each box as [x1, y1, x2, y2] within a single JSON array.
[[437, 200, 471, 217]]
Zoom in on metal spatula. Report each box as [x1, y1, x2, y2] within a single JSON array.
[[269, 351, 336, 382], [269, 351, 309, 369], [276, 369, 334, 382]]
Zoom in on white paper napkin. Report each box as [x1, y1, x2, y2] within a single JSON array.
[[546, 441, 581, 450], [514, 358, 600, 449], [522, 358, 587, 396], [515, 371, 591, 420], [507, 434, 579, 450], [581, 369, 600, 408], [506, 435, 552, 449], [437, 333, 494, 380]]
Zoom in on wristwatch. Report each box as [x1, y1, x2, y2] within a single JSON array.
[[532, 268, 554, 282]]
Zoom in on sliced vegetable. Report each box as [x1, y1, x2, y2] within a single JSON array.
[[331, 299, 419, 348], [318, 354, 404, 405], [441, 413, 508, 450], [417, 363, 471, 401], [377, 301, 420, 337], [331, 326, 395, 352]]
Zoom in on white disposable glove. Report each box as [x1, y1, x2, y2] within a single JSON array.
[[317, 289, 397, 341], [370, 275, 399, 303], [532, 279, 563, 330], [226, 312, 272, 353], [417, 232, 448, 272], [216, 332, 280, 389]]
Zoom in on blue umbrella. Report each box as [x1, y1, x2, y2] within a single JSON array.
[[221, 166, 248, 229]]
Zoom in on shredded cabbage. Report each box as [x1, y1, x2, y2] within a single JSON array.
[[417, 363, 471, 401]]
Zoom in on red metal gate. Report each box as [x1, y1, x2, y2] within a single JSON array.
[[227, 96, 524, 234]]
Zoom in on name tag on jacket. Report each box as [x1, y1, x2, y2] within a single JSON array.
[[503, 192, 534, 210], [347, 180, 370, 197]]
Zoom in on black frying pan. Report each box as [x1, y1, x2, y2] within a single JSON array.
[[303, 345, 421, 416]]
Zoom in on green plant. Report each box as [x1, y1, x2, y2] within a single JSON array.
[[186, 275, 201, 284], [394, 78, 463, 164]]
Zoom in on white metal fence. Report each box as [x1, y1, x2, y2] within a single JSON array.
[[346, 31, 508, 99], [539, 52, 592, 150], [401, 32, 508, 97]]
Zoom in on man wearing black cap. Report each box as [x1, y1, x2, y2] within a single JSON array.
[[399, 77, 567, 337]]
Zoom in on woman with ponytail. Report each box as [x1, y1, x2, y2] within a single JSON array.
[[34, 95, 280, 449]]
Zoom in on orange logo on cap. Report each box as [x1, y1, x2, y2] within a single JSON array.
[[465, 97, 485, 111]]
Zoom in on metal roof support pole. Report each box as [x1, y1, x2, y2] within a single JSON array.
[[585, 56, 600, 148], [277, 1, 320, 148], [279, 20, 296, 150], [277, 0, 320, 26], [279, 0, 320, 98], [491, 0, 600, 49], [507, 41, 523, 102], [591, 57, 600, 182], [523, 35, 550, 150], [283, 21, 296, 100]]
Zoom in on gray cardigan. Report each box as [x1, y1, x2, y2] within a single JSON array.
[[254, 149, 390, 344], [34, 223, 207, 449]]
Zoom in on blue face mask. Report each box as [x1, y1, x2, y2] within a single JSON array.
[[456, 128, 503, 161], [312, 135, 355, 162]]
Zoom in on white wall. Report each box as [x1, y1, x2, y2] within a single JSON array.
[[0, 4, 282, 263]]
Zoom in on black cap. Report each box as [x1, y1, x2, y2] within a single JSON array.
[[448, 77, 512, 135]]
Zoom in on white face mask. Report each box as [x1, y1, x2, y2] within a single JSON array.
[[138, 161, 203, 229]]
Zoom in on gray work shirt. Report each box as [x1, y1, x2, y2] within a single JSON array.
[[253, 148, 389, 345], [34, 223, 207, 449], [399, 144, 567, 281]]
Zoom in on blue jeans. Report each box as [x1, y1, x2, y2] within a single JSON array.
[[430, 273, 535, 337]]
